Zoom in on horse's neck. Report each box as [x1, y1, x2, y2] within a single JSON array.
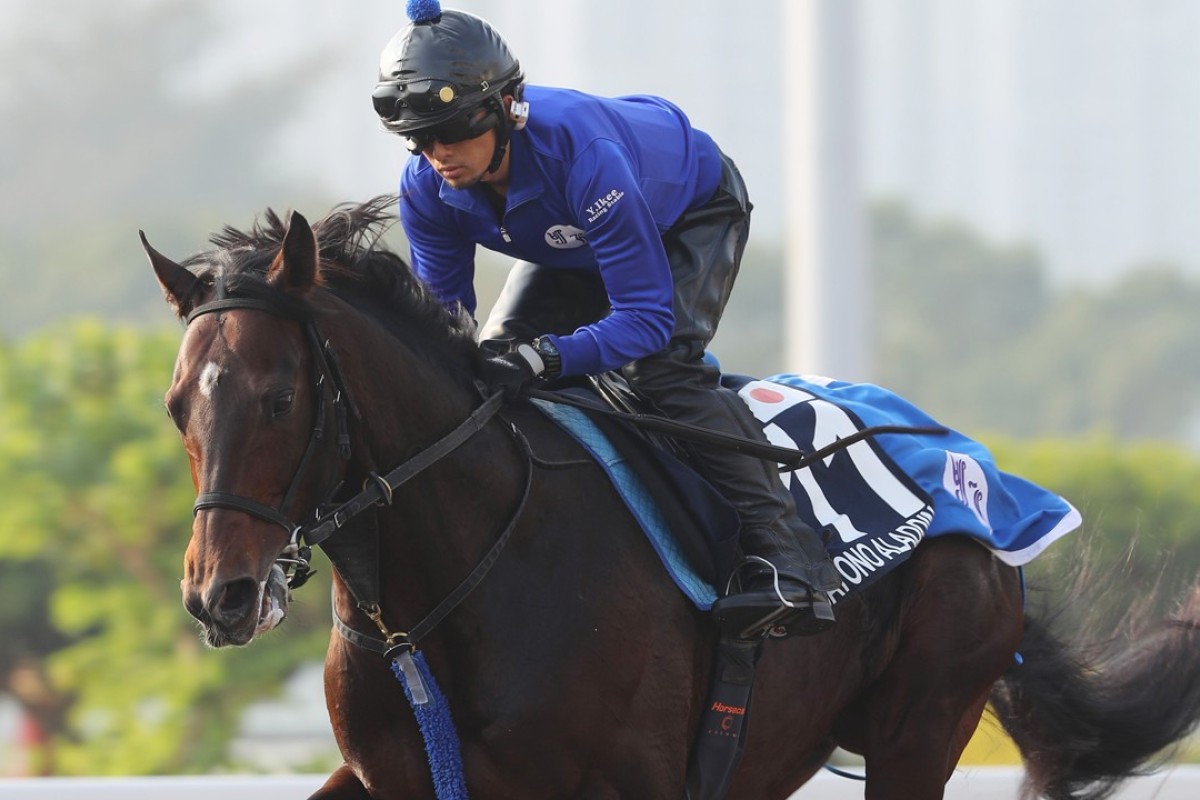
[[331, 313, 529, 625]]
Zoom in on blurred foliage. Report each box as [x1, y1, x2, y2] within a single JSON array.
[[873, 202, 1200, 442], [0, 322, 333, 775], [984, 435, 1200, 622]]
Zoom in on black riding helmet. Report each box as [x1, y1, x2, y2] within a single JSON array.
[[372, 1, 524, 172]]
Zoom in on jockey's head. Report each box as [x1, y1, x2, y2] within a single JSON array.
[[371, 1, 525, 174]]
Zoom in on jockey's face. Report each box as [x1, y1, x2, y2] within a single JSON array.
[[420, 126, 500, 190], [416, 99, 513, 191]]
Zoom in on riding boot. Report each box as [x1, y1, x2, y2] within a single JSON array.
[[624, 352, 840, 641], [700, 404, 841, 640], [715, 520, 839, 641]]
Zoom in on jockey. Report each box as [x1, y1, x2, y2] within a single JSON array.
[[371, 0, 839, 640]]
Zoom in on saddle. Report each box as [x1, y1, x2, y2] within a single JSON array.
[[537, 373, 742, 592]]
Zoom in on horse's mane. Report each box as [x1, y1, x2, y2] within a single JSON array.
[[183, 195, 480, 367]]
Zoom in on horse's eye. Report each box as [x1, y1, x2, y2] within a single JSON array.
[[271, 389, 296, 419], [164, 394, 186, 430]]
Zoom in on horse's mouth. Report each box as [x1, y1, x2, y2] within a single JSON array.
[[200, 563, 291, 648], [255, 563, 291, 635]]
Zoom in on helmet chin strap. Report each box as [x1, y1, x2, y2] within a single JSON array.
[[485, 90, 529, 175], [487, 134, 508, 174], [485, 96, 511, 175]]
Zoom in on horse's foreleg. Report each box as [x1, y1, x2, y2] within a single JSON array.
[[307, 764, 373, 800]]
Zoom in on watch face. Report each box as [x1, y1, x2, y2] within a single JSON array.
[[534, 337, 562, 378]]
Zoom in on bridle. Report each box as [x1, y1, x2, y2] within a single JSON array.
[[182, 292, 524, 655], [186, 296, 354, 587]]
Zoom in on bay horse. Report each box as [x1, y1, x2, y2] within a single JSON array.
[[143, 197, 1200, 799]]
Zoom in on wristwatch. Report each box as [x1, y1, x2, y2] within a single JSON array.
[[532, 336, 562, 379]]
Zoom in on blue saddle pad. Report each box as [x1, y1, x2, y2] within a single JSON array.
[[533, 374, 1081, 609]]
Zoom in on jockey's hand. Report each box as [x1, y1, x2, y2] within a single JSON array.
[[479, 342, 543, 400]]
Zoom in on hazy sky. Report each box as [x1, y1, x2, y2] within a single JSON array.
[[223, 0, 1200, 284], [7, 0, 1200, 285]]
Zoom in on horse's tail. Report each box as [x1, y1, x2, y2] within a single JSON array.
[[990, 581, 1200, 800]]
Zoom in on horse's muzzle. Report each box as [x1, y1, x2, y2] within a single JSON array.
[[183, 564, 290, 647]]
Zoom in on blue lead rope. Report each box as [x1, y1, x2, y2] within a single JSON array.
[[391, 650, 469, 799]]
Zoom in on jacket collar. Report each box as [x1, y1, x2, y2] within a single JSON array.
[[435, 130, 544, 216]]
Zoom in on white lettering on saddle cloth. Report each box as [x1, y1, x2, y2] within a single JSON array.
[[738, 380, 935, 603]]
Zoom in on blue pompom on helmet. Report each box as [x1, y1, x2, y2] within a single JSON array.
[[372, 0, 524, 151]]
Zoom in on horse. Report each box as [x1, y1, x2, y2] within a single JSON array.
[[142, 196, 1200, 799]]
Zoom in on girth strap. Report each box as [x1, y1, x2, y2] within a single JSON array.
[[685, 637, 765, 800]]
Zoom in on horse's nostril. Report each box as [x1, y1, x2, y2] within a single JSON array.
[[209, 577, 260, 626], [183, 589, 206, 622]]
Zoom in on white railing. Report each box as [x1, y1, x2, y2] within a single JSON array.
[[1, 767, 1199, 799]]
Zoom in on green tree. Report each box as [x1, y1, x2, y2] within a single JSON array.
[[1011, 268, 1200, 438], [985, 434, 1200, 624], [0, 321, 333, 774]]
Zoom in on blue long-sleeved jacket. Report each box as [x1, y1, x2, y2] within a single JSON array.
[[398, 85, 722, 377]]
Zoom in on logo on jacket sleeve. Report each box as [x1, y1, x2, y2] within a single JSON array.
[[585, 189, 625, 223], [544, 224, 587, 249]]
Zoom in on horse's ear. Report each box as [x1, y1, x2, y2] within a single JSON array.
[[141, 230, 199, 317], [268, 211, 318, 292]]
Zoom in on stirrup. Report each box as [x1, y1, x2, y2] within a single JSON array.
[[712, 557, 836, 640]]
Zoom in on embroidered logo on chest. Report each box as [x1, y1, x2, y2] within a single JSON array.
[[544, 224, 587, 249]]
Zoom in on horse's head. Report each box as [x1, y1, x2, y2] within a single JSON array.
[[143, 211, 342, 646]]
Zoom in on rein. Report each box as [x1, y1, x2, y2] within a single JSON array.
[[303, 390, 506, 550], [528, 387, 948, 470], [333, 426, 532, 656], [319, 388, 518, 655]]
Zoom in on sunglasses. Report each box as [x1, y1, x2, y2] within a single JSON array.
[[401, 107, 502, 153]]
